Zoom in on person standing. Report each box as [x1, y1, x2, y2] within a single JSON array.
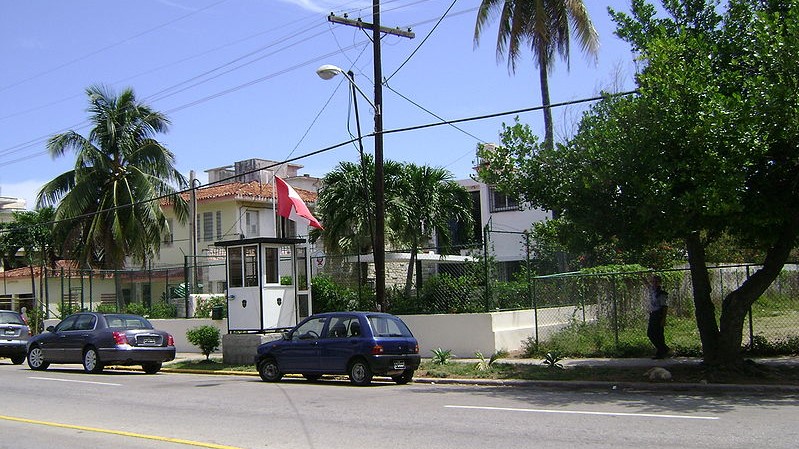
[[647, 275, 670, 359]]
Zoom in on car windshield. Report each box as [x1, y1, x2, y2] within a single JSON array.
[[367, 315, 412, 338], [0, 311, 24, 325], [105, 315, 152, 330]]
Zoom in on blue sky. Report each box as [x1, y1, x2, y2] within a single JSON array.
[[0, 0, 639, 210]]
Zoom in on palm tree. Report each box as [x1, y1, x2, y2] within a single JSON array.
[[392, 164, 474, 297], [37, 85, 188, 270], [474, 0, 599, 150], [313, 155, 404, 284]]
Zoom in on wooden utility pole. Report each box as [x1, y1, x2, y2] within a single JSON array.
[[327, 2, 414, 311]]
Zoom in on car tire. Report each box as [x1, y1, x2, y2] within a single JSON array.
[[349, 359, 373, 386], [302, 373, 322, 382], [391, 369, 414, 385], [257, 358, 283, 382], [82, 347, 104, 374], [142, 362, 162, 374], [27, 346, 49, 371], [11, 354, 25, 365]]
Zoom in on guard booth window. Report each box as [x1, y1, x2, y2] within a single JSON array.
[[228, 245, 259, 287], [244, 246, 258, 287], [264, 247, 278, 284]]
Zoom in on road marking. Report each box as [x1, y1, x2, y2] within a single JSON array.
[[445, 405, 719, 420], [0, 415, 245, 449], [29, 376, 122, 386]]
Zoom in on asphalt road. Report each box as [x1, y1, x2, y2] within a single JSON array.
[[1, 361, 798, 449]]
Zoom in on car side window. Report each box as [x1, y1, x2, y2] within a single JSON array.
[[292, 317, 326, 341], [74, 314, 96, 331], [326, 316, 356, 338], [55, 315, 79, 332]]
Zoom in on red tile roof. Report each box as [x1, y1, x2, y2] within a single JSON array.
[[164, 181, 317, 205]]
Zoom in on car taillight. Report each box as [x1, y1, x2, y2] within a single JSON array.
[[412, 344, 419, 354], [370, 344, 384, 355], [112, 331, 128, 346], [167, 334, 175, 347]]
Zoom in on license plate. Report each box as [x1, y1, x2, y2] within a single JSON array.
[[4, 329, 15, 336], [140, 337, 158, 346], [393, 360, 405, 370]]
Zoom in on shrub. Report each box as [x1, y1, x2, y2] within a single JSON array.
[[149, 301, 177, 319], [194, 295, 227, 318], [186, 325, 221, 360], [431, 347, 453, 365], [95, 303, 118, 313], [124, 302, 149, 317]]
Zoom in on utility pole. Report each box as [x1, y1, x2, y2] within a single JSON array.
[[327, 2, 414, 311]]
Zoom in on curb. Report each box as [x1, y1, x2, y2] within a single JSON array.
[[150, 367, 799, 393]]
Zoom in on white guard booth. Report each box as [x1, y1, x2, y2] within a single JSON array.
[[215, 237, 312, 332]]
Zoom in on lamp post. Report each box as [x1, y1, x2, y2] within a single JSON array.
[[317, 64, 386, 311]]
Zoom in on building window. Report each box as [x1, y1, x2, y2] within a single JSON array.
[[489, 186, 519, 212], [264, 247, 278, 284], [216, 211, 222, 240], [203, 212, 213, 241], [245, 210, 260, 237], [228, 247, 243, 287]]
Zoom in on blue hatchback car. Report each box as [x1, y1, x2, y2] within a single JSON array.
[[255, 312, 421, 386]]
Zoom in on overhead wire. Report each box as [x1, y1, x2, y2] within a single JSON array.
[[0, 90, 638, 237]]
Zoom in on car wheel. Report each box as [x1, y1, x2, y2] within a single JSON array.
[[27, 346, 49, 371], [302, 373, 322, 382], [82, 347, 104, 374], [142, 362, 162, 374], [11, 355, 25, 365], [391, 369, 414, 385], [349, 359, 373, 386], [257, 358, 283, 382]]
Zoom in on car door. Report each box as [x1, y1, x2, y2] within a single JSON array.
[[278, 316, 327, 372], [39, 315, 79, 361], [61, 313, 97, 362], [319, 315, 361, 373]]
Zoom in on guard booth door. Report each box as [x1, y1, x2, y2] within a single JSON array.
[[226, 245, 262, 331]]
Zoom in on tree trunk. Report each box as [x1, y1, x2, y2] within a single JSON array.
[[538, 59, 554, 153], [687, 216, 798, 367], [404, 243, 418, 299]]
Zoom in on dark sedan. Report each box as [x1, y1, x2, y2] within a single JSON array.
[[0, 310, 30, 365], [256, 311, 421, 386], [26, 312, 175, 374]]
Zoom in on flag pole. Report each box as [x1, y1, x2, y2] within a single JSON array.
[[270, 169, 278, 238]]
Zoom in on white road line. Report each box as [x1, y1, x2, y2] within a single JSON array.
[[445, 405, 719, 420], [29, 376, 122, 387]]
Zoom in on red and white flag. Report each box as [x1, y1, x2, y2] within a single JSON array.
[[275, 176, 323, 230]]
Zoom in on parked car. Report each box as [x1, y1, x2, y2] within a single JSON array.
[[26, 312, 176, 374], [255, 311, 421, 386], [0, 310, 30, 365]]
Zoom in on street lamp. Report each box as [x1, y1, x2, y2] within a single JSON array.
[[317, 64, 387, 311]]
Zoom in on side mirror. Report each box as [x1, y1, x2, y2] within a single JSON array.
[[281, 331, 290, 340], [46, 325, 55, 332]]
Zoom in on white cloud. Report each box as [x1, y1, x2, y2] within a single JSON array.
[[277, 0, 369, 14], [1, 180, 45, 211]]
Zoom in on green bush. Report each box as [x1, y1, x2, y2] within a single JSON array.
[[124, 302, 149, 316], [186, 325, 221, 360], [95, 303, 118, 313], [149, 301, 177, 319], [311, 274, 359, 312], [194, 295, 227, 318]]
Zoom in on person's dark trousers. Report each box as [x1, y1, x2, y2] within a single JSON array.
[[647, 309, 669, 357]]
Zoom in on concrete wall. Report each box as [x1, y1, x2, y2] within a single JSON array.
[[43, 306, 588, 359]]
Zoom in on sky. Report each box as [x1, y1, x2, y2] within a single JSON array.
[[0, 0, 641, 210]]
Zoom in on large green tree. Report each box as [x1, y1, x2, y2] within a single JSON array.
[[314, 157, 473, 297], [37, 85, 188, 270], [474, 0, 599, 150], [391, 163, 474, 297], [477, 0, 799, 368]]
